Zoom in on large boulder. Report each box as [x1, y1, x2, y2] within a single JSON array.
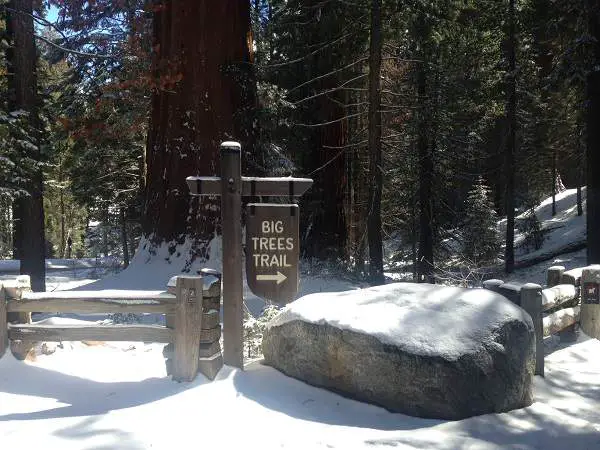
[[262, 283, 535, 420]]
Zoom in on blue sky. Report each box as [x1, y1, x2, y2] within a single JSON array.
[[46, 5, 59, 23]]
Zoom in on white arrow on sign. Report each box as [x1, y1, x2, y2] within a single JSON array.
[[256, 271, 287, 285]]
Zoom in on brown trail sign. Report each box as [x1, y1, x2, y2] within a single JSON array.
[[186, 141, 312, 369], [246, 204, 299, 305]]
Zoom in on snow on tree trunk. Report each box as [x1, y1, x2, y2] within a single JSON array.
[[142, 1, 256, 265]]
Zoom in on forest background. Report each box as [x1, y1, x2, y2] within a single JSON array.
[[0, 0, 599, 293]]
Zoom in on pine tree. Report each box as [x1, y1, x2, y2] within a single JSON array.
[[461, 176, 500, 266]]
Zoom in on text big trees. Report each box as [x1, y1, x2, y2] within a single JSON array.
[[251, 220, 294, 267]]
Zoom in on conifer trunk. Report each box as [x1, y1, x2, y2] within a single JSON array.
[[120, 208, 130, 268], [142, 1, 256, 263], [587, 1, 600, 264], [504, 0, 517, 274], [7, 0, 46, 291], [367, 0, 384, 284], [416, 14, 434, 283]]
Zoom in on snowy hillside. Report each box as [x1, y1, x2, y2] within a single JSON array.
[[508, 187, 586, 265]]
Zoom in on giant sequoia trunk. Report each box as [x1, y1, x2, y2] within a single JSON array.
[[587, 1, 600, 264], [142, 1, 255, 263], [7, 0, 46, 291]]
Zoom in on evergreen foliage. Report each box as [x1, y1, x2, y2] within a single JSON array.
[[461, 176, 501, 265], [0, 0, 598, 277]]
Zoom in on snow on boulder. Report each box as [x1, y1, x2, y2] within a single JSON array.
[[262, 283, 535, 420]]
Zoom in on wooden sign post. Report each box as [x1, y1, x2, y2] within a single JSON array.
[[186, 141, 312, 369]]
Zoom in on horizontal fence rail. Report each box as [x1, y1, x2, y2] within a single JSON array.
[[8, 291, 178, 314], [1, 271, 224, 382]]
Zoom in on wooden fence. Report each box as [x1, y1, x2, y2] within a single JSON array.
[[483, 264, 589, 378], [0, 269, 223, 382]]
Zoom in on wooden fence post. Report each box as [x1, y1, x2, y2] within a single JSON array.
[[580, 265, 600, 339], [482, 279, 504, 292], [163, 277, 176, 376], [197, 268, 223, 379], [521, 283, 544, 377], [547, 266, 565, 287], [0, 283, 7, 358], [220, 142, 244, 369], [172, 276, 204, 382], [7, 276, 33, 360]]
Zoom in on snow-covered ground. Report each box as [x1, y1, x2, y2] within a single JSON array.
[[1, 188, 599, 448], [507, 187, 586, 263], [0, 332, 598, 449]]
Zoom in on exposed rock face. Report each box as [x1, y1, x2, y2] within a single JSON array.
[[262, 283, 535, 420]]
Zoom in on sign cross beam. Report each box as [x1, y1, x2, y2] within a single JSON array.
[[186, 176, 312, 197]]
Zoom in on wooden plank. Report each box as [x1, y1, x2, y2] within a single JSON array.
[[8, 324, 173, 343], [167, 276, 221, 298], [5, 276, 32, 326], [198, 352, 223, 380], [186, 176, 220, 196], [560, 267, 583, 286], [203, 297, 220, 312], [1, 275, 31, 299], [543, 306, 580, 337], [220, 143, 244, 369], [20, 290, 175, 301], [541, 284, 578, 311], [8, 293, 176, 314], [0, 284, 7, 358], [172, 276, 204, 382], [186, 176, 313, 197], [163, 341, 221, 359], [546, 266, 565, 287], [202, 310, 219, 329]]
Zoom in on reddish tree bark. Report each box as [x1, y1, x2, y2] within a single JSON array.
[[142, 1, 256, 263]]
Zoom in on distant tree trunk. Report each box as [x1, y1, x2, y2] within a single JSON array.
[[6, 0, 46, 291], [367, 0, 384, 285], [416, 14, 435, 283], [504, 0, 517, 274], [411, 197, 418, 281], [59, 185, 65, 258], [577, 124, 584, 217], [587, 0, 600, 264], [102, 206, 109, 257], [301, 3, 349, 261], [532, 0, 556, 217], [120, 207, 130, 268], [142, 1, 256, 264], [552, 151, 557, 216]]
